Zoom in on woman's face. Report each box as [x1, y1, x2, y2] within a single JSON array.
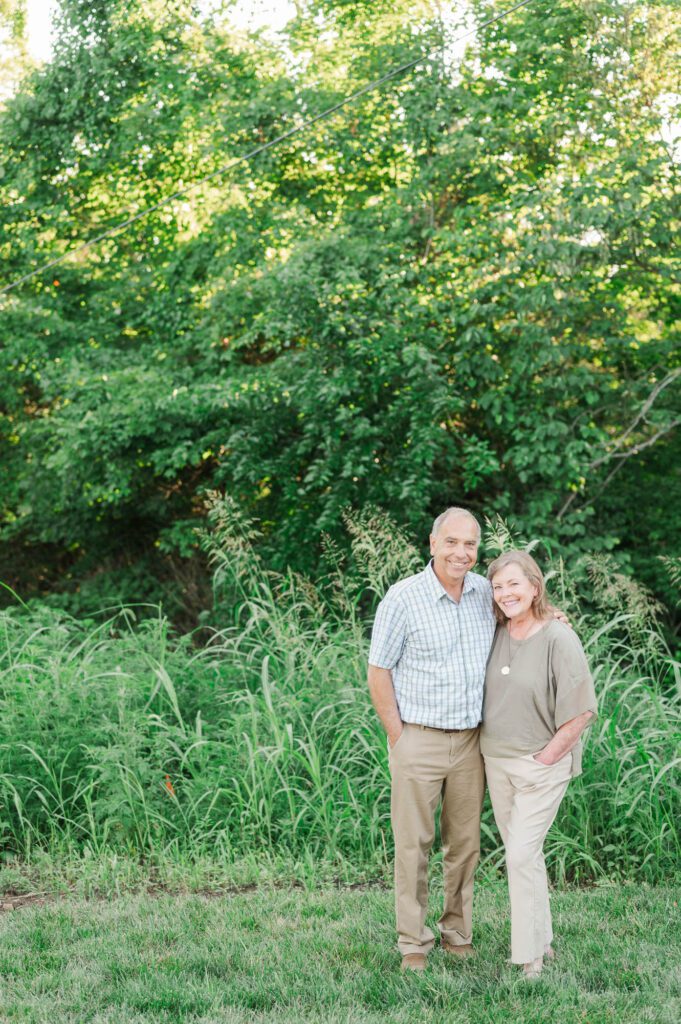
[[491, 562, 539, 620]]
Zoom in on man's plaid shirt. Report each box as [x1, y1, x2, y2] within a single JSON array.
[[368, 561, 496, 729]]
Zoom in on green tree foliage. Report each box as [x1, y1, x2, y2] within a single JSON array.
[[0, 0, 679, 614]]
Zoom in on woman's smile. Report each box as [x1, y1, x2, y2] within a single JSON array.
[[492, 564, 539, 620]]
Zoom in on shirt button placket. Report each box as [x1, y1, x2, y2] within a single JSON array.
[[450, 600, 460, 724], [454, 603, 463, 723]]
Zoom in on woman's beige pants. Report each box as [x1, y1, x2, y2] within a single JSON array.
[[484, 752, 572, 963]]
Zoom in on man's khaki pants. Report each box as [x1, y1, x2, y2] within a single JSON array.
[[483, 752, 572, 964], [389, 723, 485, 956]]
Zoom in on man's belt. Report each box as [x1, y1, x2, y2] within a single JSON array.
[[411, 723, 481, 734]]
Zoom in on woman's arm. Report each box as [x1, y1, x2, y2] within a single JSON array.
[[534, 711, 594, 765]]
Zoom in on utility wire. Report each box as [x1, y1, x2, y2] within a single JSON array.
[[0, 0, 535, 297]]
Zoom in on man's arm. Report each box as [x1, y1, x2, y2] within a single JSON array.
[[368, 665, 403, 748]]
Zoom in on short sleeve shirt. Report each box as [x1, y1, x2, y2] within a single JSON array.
[[368, 562, 496, 729], [480, 620, 597, 776]]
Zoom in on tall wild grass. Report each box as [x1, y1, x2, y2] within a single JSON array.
[[0, 498, 678, 882]]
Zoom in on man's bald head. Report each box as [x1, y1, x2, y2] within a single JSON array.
[[431, 507, 481, 541]]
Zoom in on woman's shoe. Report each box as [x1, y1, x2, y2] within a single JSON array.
[[522, 956, 543, 979]]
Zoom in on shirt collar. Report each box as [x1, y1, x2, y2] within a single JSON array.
[[424, 560, 480, 601]]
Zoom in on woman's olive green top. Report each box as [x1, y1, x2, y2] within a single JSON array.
[[480, 620, 597, 778]]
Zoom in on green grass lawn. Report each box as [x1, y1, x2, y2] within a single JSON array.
[[1, 881, 679, 1023]]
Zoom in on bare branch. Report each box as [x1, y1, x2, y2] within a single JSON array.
[[608, 419, 680, 459], [556, 370, 680, 520], [588, 368, 681, 472], [556, 489, 578, 521]]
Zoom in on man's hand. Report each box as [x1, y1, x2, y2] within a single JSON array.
[[549, 605, 571, 626], [388, 724, 404, 749], [368, 665, 404, 748]]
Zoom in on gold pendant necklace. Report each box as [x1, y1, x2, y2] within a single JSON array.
[[500, 628, 513, 675], [500, 638, 512, 674], [500, 620, 533, 675]]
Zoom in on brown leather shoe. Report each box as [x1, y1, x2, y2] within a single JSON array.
[[401, 953, 427, 972], [442, 941, 474, 958]]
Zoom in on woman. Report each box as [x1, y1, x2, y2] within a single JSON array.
[[480, 550, 597, 979]]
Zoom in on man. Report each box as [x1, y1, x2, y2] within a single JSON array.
[[367, 507, 494, 972]]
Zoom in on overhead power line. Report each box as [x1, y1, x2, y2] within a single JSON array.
[[0, 0, 535, 298]]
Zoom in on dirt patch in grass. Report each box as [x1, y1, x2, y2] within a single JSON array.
[[1, 891, 55, 912], [1, 876, 390, 913]]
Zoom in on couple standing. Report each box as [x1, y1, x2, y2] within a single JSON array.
[[367, 507, 597, 978]]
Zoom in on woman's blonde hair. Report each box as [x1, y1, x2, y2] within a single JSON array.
[[486, 549, 550, 625]]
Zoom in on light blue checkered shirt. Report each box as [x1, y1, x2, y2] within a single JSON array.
[[368, 561, 496, 729]]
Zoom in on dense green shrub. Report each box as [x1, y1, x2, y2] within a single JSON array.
[[0, 1, 679, 611]]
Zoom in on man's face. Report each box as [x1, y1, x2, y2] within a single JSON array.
[[429, 513, 479, 586]]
